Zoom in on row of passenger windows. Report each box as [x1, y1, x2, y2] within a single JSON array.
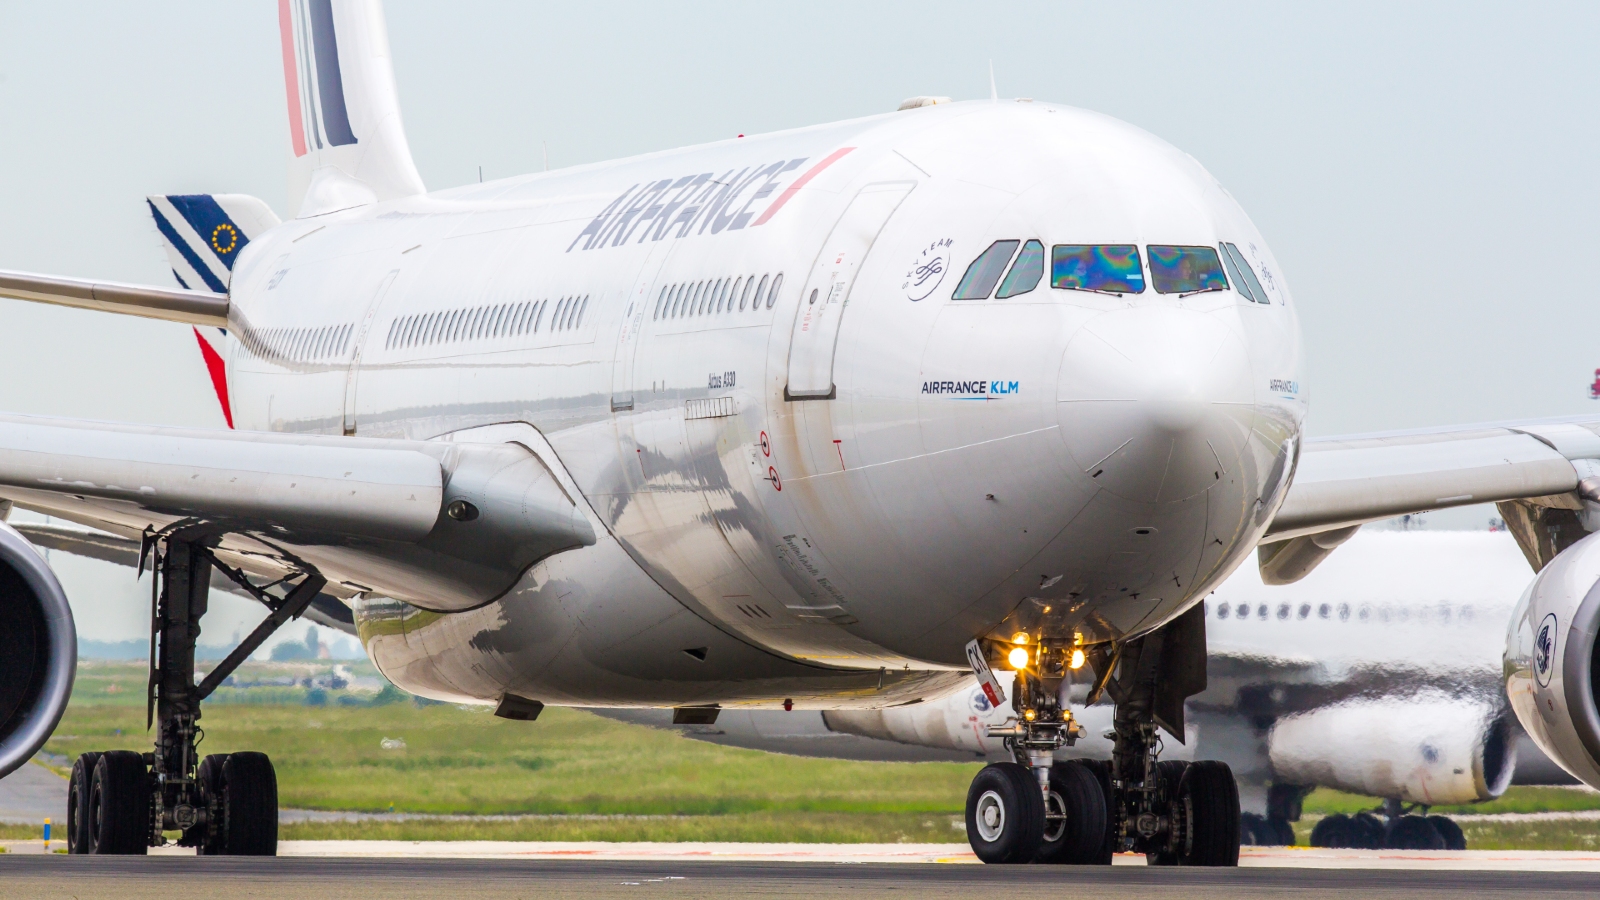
[[653, 272, 783, 321], [1213, 600, 1477, 623], [954, 239, 1271, 303], [385, 295, 589, 351], [239, 323, 353, 363]]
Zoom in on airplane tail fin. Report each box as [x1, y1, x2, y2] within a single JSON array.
[[278, 0, 425, 217], [146, 194, 280, 293]]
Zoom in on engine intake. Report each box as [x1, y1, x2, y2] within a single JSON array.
[[1506, 530, 1600, 788], [0, 521, 76, 777]]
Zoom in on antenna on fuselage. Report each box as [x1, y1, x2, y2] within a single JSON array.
[[989, 61, 998, 101]]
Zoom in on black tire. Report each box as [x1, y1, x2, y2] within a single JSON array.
[[1174, 760, 1240, 866], [1385, 814, 1445, 850], [1240, 812, 1266, 846], [1267, 816, 1297, 847], [1310, 813, 1352, 847], [1079, 759, 1117, 863], [1146, 760, 1190, 865], [965, 762, 1045, 864], [1034, 761, 1108, 864], [89, 750, 149, 855], [1429, 815, 1467, 851], [67, 752, 102, 854], [190, 754, 229, 854], [219, 751, 278, 855], [1351, 812, 1386, 849]]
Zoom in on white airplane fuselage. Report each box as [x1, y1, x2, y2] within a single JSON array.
[[223, 100, 1305, 707]]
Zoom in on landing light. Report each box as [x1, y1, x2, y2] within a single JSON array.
[[1069, 648, 1086, 670], [1011, 632, 1029, 645], [1007, 647, 1030, 669]]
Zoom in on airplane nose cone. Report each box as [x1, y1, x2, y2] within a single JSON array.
[[1058, 307, 1255, 505]]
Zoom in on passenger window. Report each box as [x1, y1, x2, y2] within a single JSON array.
[[953, 240, 1020, 300], [995, 239, 1044, 299], [1147, 245, 1228, 295], [1221, 242, 1269, 304], [1050, 245, 1145, 294]]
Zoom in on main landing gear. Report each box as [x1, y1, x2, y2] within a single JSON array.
[[963, 604, 1239, 866], [1310, 799, 1467, 850], [66, 532, 324, 855]]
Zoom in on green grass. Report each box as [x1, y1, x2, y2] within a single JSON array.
[[1302, 786, 1600, 818], [47, 661, 979, 825]]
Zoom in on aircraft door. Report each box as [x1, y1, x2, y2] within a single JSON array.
[[343, 268, 399, 435], [784, 182, 913, 399], [611, 245, 671, 413]]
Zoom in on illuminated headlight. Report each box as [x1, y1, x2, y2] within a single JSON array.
[[1007, 646, 1030, 669], [1069, 648, 1085, 670]]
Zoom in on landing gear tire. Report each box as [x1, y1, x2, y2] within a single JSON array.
[[1034, 761, 1108, 865], [1385, 814, 1445, 850], [1172, 760, 1240, 866], [67, 751, 103, 854], [189, 754, 227, 854], [1146, 760, 1191, 866], [218, 752, 279, 856], [966, 762, 1045, 864], [1079, 759, 1116, 864], [89, 751, 150, 855], [1241, 812, 1296, 846], [1428, 815, 1466, 851]]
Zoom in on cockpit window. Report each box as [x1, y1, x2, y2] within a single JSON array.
[[1147, 245, 1228, 294], [953, 240, 1019, 300], [1050, 245, 1144, 294], [1220, 242, 1269, 304], [996, 240, 1045, 298]]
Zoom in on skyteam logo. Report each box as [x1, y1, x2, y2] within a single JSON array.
[[921, 379, 1020, 400], [1535, 612, 1558, 688]]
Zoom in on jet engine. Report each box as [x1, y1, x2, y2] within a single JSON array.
[[1267, 694, 1514, 805], [1505, 530, 1600, 788], [0, 520, 76, 777]]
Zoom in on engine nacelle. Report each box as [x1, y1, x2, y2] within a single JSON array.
[[1505, 530, 1600, 788], [1267, 694, 1514, 805], [0, 521, 76, 777]]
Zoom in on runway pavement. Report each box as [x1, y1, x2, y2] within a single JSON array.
[[0, 854, 1596, 900]]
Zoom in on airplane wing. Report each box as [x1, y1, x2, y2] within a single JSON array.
[[0, 268, 228, 327], [0, 413, 596, 613], [1260, 419, 1600, 583]]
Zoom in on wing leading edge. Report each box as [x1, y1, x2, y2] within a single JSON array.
[[0, 415, 595, 612], [1261, 419, 1600, 584]]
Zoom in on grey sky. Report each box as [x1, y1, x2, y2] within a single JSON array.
[[0, 2, 1594, 625]]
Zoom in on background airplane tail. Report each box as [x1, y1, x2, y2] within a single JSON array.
[[145, 193, 280, 429], [146, 194, 279, 294], [278, 0, 425, 217]]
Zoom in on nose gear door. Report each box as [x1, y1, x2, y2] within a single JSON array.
[[784, 181, 913, 399]]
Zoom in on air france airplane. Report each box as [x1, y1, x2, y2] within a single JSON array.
[[2, 0, 1600, 865]]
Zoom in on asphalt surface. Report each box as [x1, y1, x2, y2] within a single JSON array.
[[0, 856, 1594, 900]]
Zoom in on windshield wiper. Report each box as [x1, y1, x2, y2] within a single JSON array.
[[1059, 286, 1126, 297], [1179, 286, 1227, 298]]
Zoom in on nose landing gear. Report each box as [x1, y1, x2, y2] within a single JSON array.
[[962, 604, 1239, 866], [65, 532, 321, 855]]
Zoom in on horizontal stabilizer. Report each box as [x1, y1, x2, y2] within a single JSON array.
[[0, 268, 228, 327]]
